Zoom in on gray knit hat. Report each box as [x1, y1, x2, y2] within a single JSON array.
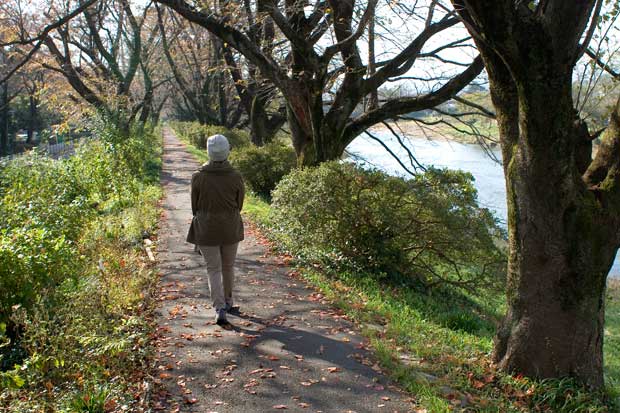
[[207, 134, 230, 161]]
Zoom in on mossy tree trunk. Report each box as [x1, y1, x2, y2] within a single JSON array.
[[452, 0, 620, 388]]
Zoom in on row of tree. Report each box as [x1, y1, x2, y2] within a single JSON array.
[[1, 0, 490, 156], [1, 0, 620, 391]]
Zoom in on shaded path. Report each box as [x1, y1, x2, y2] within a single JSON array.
[[153, 128, 414, 412]]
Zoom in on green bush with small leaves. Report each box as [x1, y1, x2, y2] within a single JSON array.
[[0, 123, 162, 411], [270, 161, 506, 290], [0, 228, 80, 326], [229, 141, 297, 198]]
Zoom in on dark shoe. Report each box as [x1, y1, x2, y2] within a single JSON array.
[[224, 303, 241, 315], [215, 308, 229, 325]]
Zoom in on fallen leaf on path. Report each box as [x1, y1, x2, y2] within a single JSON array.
[[326, 367, 341, 373], [273, 405, 288, 409], [298, 402, 310, 408], [244, 379, 260, 388]]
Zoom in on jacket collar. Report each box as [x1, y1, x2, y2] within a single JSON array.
[[200, 160, 233, 172]]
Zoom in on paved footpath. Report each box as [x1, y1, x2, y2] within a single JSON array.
[[153, 128, 414, 412]]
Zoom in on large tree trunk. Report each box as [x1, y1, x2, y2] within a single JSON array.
[[286, 88, 346, 167], [450, 0, 620, 388], [494, 72, 614, 388]]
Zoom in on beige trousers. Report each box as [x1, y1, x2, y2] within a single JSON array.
[[198, 243, 239, 310]]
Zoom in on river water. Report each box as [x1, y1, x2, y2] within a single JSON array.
[[347, 132, 620, 278]]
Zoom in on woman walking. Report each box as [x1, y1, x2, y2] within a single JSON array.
[[187, 134, 244, 327]]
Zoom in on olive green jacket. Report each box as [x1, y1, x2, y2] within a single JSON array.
[[186, 161, 245, 246]]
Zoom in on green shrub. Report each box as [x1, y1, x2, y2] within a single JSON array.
[[270, 162, 506, 290], [169, 121, 250, 151], [0, 156, 93, 240], [0, 131, 162, 330], [0, 125, 162, 411], [0, 228, 80, 327], [230, 141, 297, 198]]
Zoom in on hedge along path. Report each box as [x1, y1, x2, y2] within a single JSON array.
[[153, 127, 414, 412]]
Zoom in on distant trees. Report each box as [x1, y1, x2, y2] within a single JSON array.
[[0, 0, 170, 138], [156, 3, 286, 145], [451, 0, 620, 388], [40, 0, 158, 134], [155, 0, 484, 165]]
